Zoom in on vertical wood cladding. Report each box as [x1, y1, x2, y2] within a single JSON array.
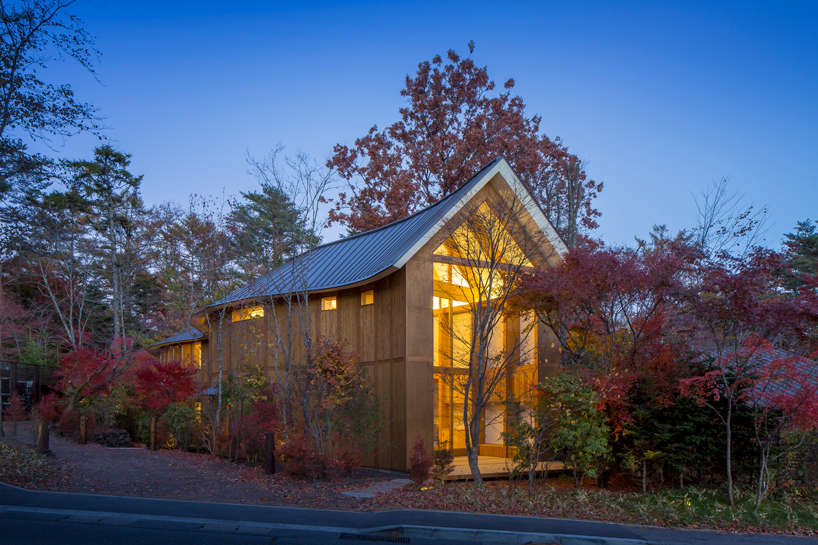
[[204, 268, 409, 472]]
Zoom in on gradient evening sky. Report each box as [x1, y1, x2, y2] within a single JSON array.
[[36, 1, 818, 247]]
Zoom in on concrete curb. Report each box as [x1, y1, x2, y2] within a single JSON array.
[[0, 504, 647, 545]]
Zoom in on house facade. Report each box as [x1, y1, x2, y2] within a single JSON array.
[[152, 327, 208, 372], [182, 158, 566, 472]]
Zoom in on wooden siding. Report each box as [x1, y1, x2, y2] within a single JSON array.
[[202, 268, 409, 472]]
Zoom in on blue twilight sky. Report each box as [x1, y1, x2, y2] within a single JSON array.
[[33, 1, 818, 248]]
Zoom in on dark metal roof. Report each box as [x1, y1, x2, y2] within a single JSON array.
[[151, 327, 206, 348], [209, 158, 505, 308]]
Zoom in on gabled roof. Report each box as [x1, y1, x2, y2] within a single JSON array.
[[207, 157, 567, 309], [150, 327, 206, 349]]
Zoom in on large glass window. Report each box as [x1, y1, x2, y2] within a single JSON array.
[[430, 209, 537, 456]]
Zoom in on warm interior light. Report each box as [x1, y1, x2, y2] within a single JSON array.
[[232, 306, 264, 322]]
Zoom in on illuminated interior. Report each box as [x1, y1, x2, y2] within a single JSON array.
[[431, 213, 538, 455], [321, 296, 337, 310], [361, 290, 374, 306], [231, 306, 264, 322], [160, 341, 203, 369]]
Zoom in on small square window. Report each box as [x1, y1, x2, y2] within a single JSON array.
[[321, 296, 337, 310], [361, 290, 374, 306]]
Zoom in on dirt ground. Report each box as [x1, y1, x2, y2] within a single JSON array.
[[4, 421, 402, 510]]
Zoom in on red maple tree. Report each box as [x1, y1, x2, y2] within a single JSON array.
[[130, 357, 198, 414], [327, 42, 601, 244]]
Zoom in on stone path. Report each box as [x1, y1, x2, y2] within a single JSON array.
[[341, 478, 412, 499]]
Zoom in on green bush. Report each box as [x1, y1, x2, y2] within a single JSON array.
[[539, 374, 612, 488]]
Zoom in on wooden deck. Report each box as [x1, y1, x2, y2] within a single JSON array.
[[448, 455, 566, 480]]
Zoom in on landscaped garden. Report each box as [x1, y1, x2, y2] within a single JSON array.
[[3, 416, 818, 537]]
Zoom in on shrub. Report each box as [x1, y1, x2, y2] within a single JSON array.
[[539, 375, 612, 489], [32, 393, 60, 424], [328, 446, 362, 479], [162, 403, 197, 451], [408, 435, 433, 485], [280, 434, 326, 480], [5, 392, 26, 437], [432, 442, 455, 484]]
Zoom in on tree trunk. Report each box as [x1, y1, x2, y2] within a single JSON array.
[[264, 432, 276, 475], [149, 416, 157, 451], [755, 447, 770, 511], [464, 397, 483, 486], [0, 320, 4, 439], [107, 198, 122, 343], [726, 402, 735, 507], [528, 465, 535, 498], [79, 414, 87, 444], [642, 458, 647, 494], [37, 422, 49, 455]]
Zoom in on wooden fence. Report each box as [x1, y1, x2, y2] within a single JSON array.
[[0, 361, 57, 411]]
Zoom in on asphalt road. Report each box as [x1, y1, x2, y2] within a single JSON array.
[[2, 483, 817, 545], [0, 513, 481, 545]]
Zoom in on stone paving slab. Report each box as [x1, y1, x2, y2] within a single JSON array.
[[341, 478, 411, 499]]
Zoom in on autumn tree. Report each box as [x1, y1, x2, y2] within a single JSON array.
[[681, 249, 818, 506], [19, 188, 95, 349], [56, 346, 140, 410], [328, 42, 601, 244], [130, 357, 197, 414], [522, 235, 697, 376], [230, 153, 320, 280], [692, 177, 768, 261], [4, 391, 25, 437], [743, 342, 818, 509], [176, 196, 237, 430], [242, 147, 333, 441], [783, 219, 818, 293], [0, 0, 100, 154], [66, 145, 143, 345]]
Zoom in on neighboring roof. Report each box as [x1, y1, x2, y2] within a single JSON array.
[[750, 347, 818, 402], [206, 157, 567, 310], [150, 327, 206, 349]]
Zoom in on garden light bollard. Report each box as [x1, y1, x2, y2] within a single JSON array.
[[79, 415, 87, 444], [264, 432, 275, 475], [37, 422, 49, 455], [149, 416, 157, 451]]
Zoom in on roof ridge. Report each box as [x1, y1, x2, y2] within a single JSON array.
[[309, 157, 503, 251], [202, 156, 509, 311]]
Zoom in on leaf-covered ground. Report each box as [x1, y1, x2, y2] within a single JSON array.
[[1, 422, 394, 509], [0, 440, 66, 489], [368, 479, 818, 537]]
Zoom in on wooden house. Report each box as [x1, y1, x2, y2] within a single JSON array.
[[190, 158, 567, 472], [151, 327, 208, 377]]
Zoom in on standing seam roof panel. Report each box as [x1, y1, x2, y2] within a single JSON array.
[[208, 158, 504, 308]]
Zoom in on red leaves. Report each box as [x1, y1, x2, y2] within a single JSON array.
[[130, 357, 197, 413], [408, 435, 433, 485], [327, 44, 601, 240], [56, 347, 116, 403], [34, 392, 60, 424], [5, 391, 26, 422]]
